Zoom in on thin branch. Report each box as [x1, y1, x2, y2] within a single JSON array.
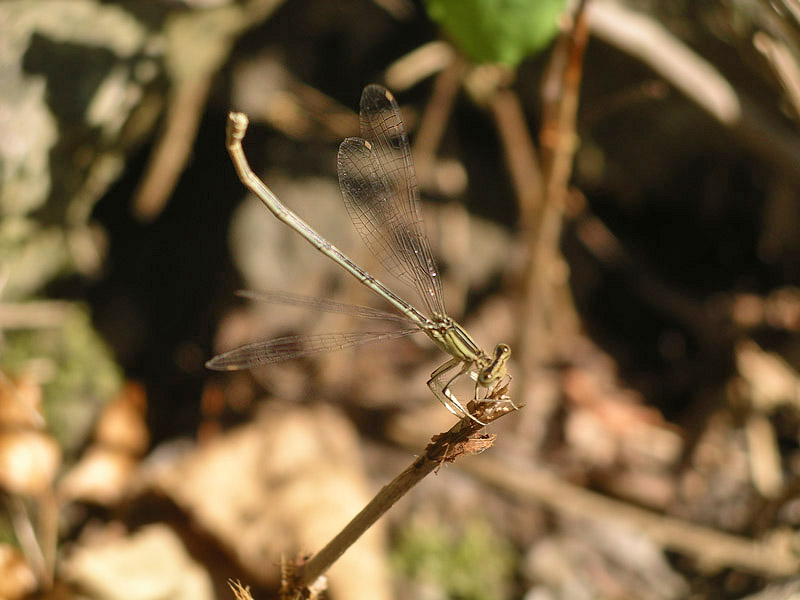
[[388, 416, 798, 578], [6, 495, 49, 587], [754, 31, 800, 118], [37, 490, 58, 590], [385, 41, 456, 92], [488, 88, 543, 238], [459, 453, 799, 577], [587, 0, 740, 125], [412, 56, 465, 191], [0, 301, 74, 329], [133, 76, 212, 221], [294, 385, 516, 593], [519, 1, 589, 366], [587, 0, 800, 183]]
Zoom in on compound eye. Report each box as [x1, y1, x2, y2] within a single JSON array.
[[477, 343, 511, 386], [477, 369, 494, 386], [495, 343, 511, 360]]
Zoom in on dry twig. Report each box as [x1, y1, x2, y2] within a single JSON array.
[[133, 76, 213, 221], [587, 0, 800, 182], [292, 385, 516, 595], [517, 1, 589, 372], [460, 454, 799, 577]]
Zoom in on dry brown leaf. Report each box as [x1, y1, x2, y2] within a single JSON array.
[[58, 446, 138, 505], [563, 367, 682, 470], [0, 430, 61, 496], [94, 382, 149, 455], [0, 544, 36, 600], [61, 523, 213, 600], [0, 373, 44, 429], [736, 340, 800, 412], [141, 404, 393, 600]]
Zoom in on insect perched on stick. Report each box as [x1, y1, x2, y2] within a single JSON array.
[[208, 85, 511, 423]]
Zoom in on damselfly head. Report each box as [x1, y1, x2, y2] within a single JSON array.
[[477, 343, 511, 386]]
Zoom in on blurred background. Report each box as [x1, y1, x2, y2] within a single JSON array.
[[2, 0, 800, 598]]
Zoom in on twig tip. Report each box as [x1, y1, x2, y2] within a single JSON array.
[[227, 111, 249, 143]]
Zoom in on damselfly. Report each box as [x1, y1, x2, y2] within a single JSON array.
[[208, 85, 511, 422]]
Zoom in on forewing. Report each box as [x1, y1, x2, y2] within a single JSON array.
[[336, 84, 446, 317]]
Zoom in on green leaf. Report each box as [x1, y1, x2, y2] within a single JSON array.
[[424, 0, 566, 66]]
